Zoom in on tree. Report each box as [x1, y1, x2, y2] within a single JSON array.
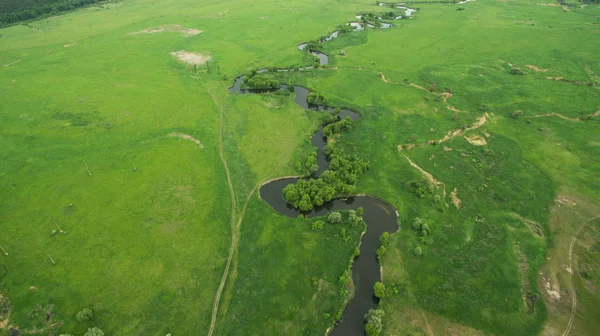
[[84, 327, 104, 336], [356, 207, 363, 217], [373, 282, 386, 299], [365, 308, 385, 336], [76, 308, 93, 322], [379, 232, 390, 246], [328, 211, 342, 224], [376, 245, 386, 261], [348, 210, 363, 226], [412, 217, 423, 230]]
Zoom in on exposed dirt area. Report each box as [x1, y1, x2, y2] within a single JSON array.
[[403, 155, 444, 188], [170, 51, 211, 65], [380, 72, 392, 83], [168, 133, 204, 148], [0, 312, 10, 329], [130, 24, 203, 36], [429, 113, 490, 145], [63, 42, 77, 48], [530, 112, 600, 122], [526, 64, 548, 72], [464, 134, 487, 146], [451, 188, 461, 209]]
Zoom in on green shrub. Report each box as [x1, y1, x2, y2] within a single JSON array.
[[373, 282, 386, 299], [76, 308, 93, 322]]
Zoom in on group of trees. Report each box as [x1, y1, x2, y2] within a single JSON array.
[[0, 0, 103, 27], [243, 71, 280, 89], [307, 92, 327, 105], [282, 149, 369, 211], [323, 116, 353, 137], [412, 217, 432, 248]]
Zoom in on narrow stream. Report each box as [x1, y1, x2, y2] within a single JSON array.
[[228, 14, 406, 335]]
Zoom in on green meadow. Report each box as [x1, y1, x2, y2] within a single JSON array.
[[1, 0, 600, 335]]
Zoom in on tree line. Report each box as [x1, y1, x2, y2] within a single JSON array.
[[0, 0, 104, 27]]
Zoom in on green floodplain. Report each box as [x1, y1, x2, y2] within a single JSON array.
[[1, 0, 599, 335]]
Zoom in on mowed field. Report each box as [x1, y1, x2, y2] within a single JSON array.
[[1, 0, 600, 335]]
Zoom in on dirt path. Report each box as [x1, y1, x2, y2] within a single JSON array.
[[208, 87, 237, 336], [562, 216, 599, 336], [530, 111, 600, 122], [402, 154, 447, 201]]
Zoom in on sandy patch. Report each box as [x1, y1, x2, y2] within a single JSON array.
[[170, 51, 211, 65], [529, 112, 600, 122], [443, 146, 453, 151], [64, 42, 77, 48], [464, 134, 487, 146], [130, 24, 203, 36], [3, 60, 20, 67], [0, 312, 9, 329], [380, 72, 393, 83], [526, 64, 548, 72], [441, 92, 461, 112], [544, 279, 562, 300], [451, 188, 461, 209], [169, 133, 205, 148], [429, 113, 490, 145]]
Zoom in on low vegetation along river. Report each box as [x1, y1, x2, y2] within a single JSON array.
[[228, 17, 403, 335]]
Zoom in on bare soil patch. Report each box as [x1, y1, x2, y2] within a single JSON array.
[[170, 51, 211, 65], [511, 212, 544, 237], [451, 188, 461, 209], [130, 24, 203, 36], [464, 134, 487, 146], [526, 64, 548, 72], [63, 42, 77, 48], [168, 133, 205, 148], [429, 113, 490, 145]]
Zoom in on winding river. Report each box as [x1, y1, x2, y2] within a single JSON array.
[[228, 15, 406, 335]]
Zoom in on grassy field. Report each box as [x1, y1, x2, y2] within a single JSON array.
[[1, 0, 600, 335]]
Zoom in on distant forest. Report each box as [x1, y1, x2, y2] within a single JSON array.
[[0, 0, 104, 27]]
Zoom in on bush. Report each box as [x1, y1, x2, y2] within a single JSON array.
[[328, 211, 342, 224], [84, 327, 104, 336], [376, 245, 386, 261], [413, 246, 423, 256], [0, 294, 12, 317], [379, 232, 390, 246], [76, 308, 93, 322], [312, 220, 324, 230], [373, 282, 386, 299]]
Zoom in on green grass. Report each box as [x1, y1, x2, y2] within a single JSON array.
[[1, 0, 600, 335]]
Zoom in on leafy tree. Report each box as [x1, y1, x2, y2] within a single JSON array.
[[412, 217, 423, 230], [365, 308, 385, 336], [373, 282, 386, 299], [84, 327, 104, 336], [356, 207, 363, 217], [348, 210, 363, 226], [379, 232, 390, 246], [328, 211, 342, 224], [376, 245, 386, 261], [76, 308, 93, 322]]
